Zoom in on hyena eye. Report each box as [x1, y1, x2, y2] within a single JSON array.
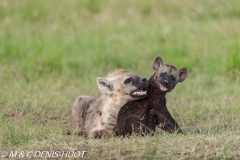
[[124, 78, 131, 84], [171, 76, 175, 81], [160, 73, 164, 77]]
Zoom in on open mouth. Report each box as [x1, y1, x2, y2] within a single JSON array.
[[130, 89, 147, 97], [159, 83, 168, 91]]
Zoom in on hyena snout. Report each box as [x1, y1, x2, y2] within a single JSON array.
[[141, 78, 148, 91], [158, 74, 176, 92], [163, 79, 169, 85], [141, 78, 147, 82], [137, 77, 148, 90], [128, 77, 148, 99]]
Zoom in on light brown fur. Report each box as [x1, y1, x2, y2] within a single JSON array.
[[72, 69, 148, 138]]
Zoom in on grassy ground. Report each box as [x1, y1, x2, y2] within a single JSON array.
[[0, 0, 240, 159]]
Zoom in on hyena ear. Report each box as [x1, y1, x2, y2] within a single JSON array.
[[97, 77, 113, 95], [152, 56, 164, 71], [178, 68, 188, 82]]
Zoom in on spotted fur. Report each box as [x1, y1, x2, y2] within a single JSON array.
[[72, 69, 148, 138]]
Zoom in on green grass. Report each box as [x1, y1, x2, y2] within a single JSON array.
[[0, 0, 240, 159]]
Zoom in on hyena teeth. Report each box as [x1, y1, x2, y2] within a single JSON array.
[[132, 90, 147, 96]]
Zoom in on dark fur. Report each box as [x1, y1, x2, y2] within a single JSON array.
[[116, 56, 187, 136]]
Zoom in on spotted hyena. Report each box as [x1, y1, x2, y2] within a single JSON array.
[[72, 69, 148, 138], [117, 57, 187, 136]]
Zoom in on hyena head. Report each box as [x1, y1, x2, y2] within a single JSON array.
[[152, 56, 187, 93], [97, 69, 148, 102]]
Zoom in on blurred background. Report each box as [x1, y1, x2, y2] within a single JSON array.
[[0, 0, 239, 150], [1, 0, 240, 79]]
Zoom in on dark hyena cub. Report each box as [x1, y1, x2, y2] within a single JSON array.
[[116, 56, 187, 136]]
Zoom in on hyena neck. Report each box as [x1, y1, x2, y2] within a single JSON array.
[[101, 95, 126, 133], [101, 95, 127, 115], [148, 73, 167, 98]]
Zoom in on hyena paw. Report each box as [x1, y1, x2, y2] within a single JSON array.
[[73, 130, 84, 136], [93, 130, 109, 139]]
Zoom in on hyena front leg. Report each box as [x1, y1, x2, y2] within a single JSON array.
[[72, 96, 95, 135], [150, 107, 183, 134], [89, 129, 111, 139]]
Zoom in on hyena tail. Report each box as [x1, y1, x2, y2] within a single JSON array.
[[72, 95, 95, 135]]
